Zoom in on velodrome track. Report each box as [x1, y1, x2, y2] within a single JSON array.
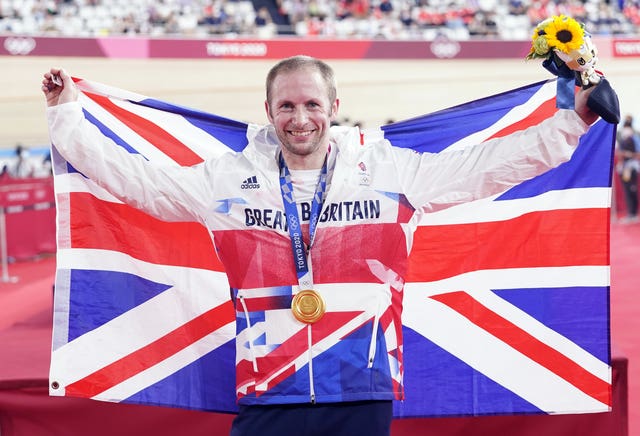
[[1, 56, 640, 149]]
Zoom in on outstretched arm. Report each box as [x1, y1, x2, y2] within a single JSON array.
[[42, 68, 214, 223]]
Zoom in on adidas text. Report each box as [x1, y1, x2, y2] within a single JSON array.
[[241, 176, 260, 190]]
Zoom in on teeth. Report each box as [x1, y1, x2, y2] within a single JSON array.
[[289, 130, 312, 137]]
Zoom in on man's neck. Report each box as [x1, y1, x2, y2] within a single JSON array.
[[281, 148, 328, 170]]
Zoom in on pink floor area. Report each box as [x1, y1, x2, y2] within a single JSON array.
[[0, 220, 637, 435], [610, 220, 640, 436]]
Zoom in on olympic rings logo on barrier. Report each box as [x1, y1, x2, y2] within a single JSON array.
[[430, 37, 461, 59], [3, 36, 36, 55]]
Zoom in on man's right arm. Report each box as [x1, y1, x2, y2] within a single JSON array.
[[42, 68, 213, 223]]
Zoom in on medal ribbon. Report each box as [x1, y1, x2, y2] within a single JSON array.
[[278, 153, 328, 289]]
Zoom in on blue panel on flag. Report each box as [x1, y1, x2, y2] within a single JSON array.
[[124, 339, 238, 413], [382, 82, 546, 153], [395, 327, 541, 417], [138, 98, 249, 152], [51, 145, 84, 177], [497, 120, 615, 200], [68, 269, 172, 342], [82, 109, 142, 155], [492, 286, 610, 362], [61, 109, 142, 176]]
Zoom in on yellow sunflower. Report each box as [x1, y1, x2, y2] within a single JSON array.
[[543, 15, 584, 54]]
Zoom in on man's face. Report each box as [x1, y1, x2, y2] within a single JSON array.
[[265, 67, 339, 169]]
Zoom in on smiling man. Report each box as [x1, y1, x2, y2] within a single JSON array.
[[42, 55, 599, 436], [265, 57, 339, 170]]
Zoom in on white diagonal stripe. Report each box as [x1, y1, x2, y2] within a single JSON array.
[[417, 187, 610, 226], [93, 322, 236, 402], [50, 249, 232, 389], [446, 81, 556, 151]]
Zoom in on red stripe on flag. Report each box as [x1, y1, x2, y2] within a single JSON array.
[[70, 192, 224, 271], [65, 300, 235, 398], [408, 208, 609, 283], [84, 91, 204, 166], [487, 96, 558, 140], [431, 291, 611, 406]]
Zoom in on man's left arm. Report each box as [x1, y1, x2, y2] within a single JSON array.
[[395, 88, 598, 213]]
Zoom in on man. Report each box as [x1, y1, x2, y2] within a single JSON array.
[[42, 56, 598, 436], [8, 144, 34, 178], [615, 114, 640, 223]]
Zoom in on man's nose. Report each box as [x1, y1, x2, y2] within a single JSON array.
[[292, 107, 309, 124]]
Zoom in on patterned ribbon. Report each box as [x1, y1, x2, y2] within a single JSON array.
[[278, 153, 328, 289]]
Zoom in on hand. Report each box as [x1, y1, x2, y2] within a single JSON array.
[[574, 85, 599, 125], [41, 68, 78, 107]]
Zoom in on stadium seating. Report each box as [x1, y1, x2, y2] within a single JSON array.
[[0, 0, 637, 39]]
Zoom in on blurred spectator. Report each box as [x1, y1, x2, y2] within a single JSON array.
[[622, 0, 640, 25], [468, 11, 499, 37], [42, 151, 53, 176], [0, 145, 54, 180], [379, 0, 393, 15], [253, 6, 277, 37], [8, 144, 34, 179], [616, 114, 640, 223]]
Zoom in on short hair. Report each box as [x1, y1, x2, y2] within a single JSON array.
[[265, 55, 337, 107]]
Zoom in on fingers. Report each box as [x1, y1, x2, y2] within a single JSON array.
[[43, 68, 61, 93], [56, 68, 72, 85], [42, 67, 68, 91], [42, 67, 79, 106]]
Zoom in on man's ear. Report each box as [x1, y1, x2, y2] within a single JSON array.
[[331, 98, 340, 121], [265, 100, 273, 123]]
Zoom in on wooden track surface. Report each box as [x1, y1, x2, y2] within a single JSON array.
[[2, 56, 639, 148]]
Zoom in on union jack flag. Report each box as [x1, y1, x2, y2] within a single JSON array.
[[49, 77, 614, 417]]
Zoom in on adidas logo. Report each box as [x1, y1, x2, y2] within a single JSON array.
[[240, 175, 260, 190]]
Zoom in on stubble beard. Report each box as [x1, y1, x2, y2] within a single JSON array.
[[278, 128, 328, 162]]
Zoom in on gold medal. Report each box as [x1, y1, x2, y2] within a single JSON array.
[[291, 290, 326, 324]]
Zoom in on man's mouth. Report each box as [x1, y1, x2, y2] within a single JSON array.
[[288, 129, 314, 137]]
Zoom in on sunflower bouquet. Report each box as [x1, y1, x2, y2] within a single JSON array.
[[526, 15, 601, 87]]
